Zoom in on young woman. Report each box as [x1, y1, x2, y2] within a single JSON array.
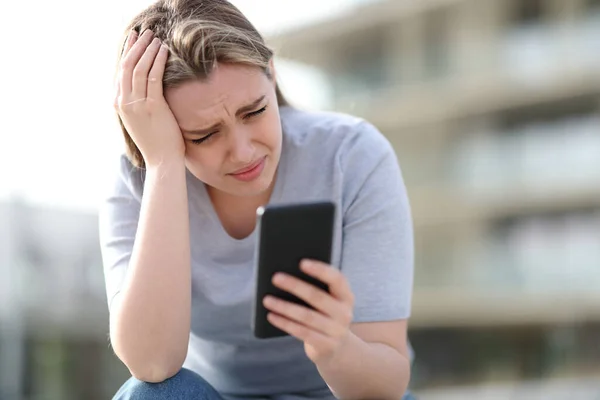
[[99, 0, 415, 399]]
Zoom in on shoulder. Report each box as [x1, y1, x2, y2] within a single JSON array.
[[279, 106, 394, 165], [101, 153, 146, 202]]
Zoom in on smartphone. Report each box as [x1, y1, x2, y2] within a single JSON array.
[[252, 201, 336, 339]]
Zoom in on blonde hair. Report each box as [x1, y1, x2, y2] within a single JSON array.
[[115, 0, 289, 168]]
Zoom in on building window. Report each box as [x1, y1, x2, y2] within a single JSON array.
[[589, 0, 600, 10], [423, 8, 451, 80], [330, 28, 389, 99], [512, 0, 544, 26]]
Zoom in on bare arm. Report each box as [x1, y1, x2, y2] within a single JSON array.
[[109, 29, 190, 382], [109, 159, 190, 383], [316, 320, 411, 400]]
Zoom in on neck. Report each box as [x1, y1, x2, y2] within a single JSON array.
[[207, 177, 276, 216], [206, 181, 276, 240]]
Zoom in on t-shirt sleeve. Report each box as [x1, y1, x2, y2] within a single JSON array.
[[98, 155, 143, 311], [339, 121, 414, 322]]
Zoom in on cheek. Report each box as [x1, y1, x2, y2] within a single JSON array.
[[184, 144, 201, 162], [185, 145, 219, 174], [257, 113, 282, 147]]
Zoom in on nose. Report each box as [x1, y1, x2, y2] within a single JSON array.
[[227, 128, 255, 165]]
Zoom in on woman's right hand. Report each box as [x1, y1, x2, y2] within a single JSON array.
[[114, 29, 185, 168]]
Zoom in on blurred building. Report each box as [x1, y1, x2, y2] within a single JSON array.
[[269, 0, 600, 397], [0, 198, 129, 400]]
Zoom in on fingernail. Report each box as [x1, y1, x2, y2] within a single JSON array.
[[152, 37, 160, 45], [273, 273, 286, 283]]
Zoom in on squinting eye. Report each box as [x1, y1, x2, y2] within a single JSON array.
[[245, 106, 267, 119], [191, 132, 216, 145]]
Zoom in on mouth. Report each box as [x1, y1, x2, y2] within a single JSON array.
[[230, 157, 266, 176]]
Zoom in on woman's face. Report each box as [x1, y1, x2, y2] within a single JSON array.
[[165, 62, 282, 198]]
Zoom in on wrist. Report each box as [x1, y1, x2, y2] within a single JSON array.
[[315, 330, 359, 371], [144, 155, 186, 172]]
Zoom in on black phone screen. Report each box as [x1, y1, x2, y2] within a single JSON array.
[[251, 201, 335, 339]]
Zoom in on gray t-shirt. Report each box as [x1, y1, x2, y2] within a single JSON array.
[[99, 105, 414, 400]]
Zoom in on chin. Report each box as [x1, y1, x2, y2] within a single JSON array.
[[226, 176, 273, 197]]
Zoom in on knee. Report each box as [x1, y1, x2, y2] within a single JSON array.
[[113, 368, 222, 400]]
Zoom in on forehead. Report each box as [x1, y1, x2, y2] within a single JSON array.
[[164, 64, 269, 129]]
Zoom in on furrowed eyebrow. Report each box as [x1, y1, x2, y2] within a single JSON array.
[[235, 95, 266, 117], [181, 95, 266, 136]]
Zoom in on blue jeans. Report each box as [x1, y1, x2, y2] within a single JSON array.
[[113, 368, 417, 400]]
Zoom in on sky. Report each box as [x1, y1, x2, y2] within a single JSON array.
[[0, 0, 355, 212]]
